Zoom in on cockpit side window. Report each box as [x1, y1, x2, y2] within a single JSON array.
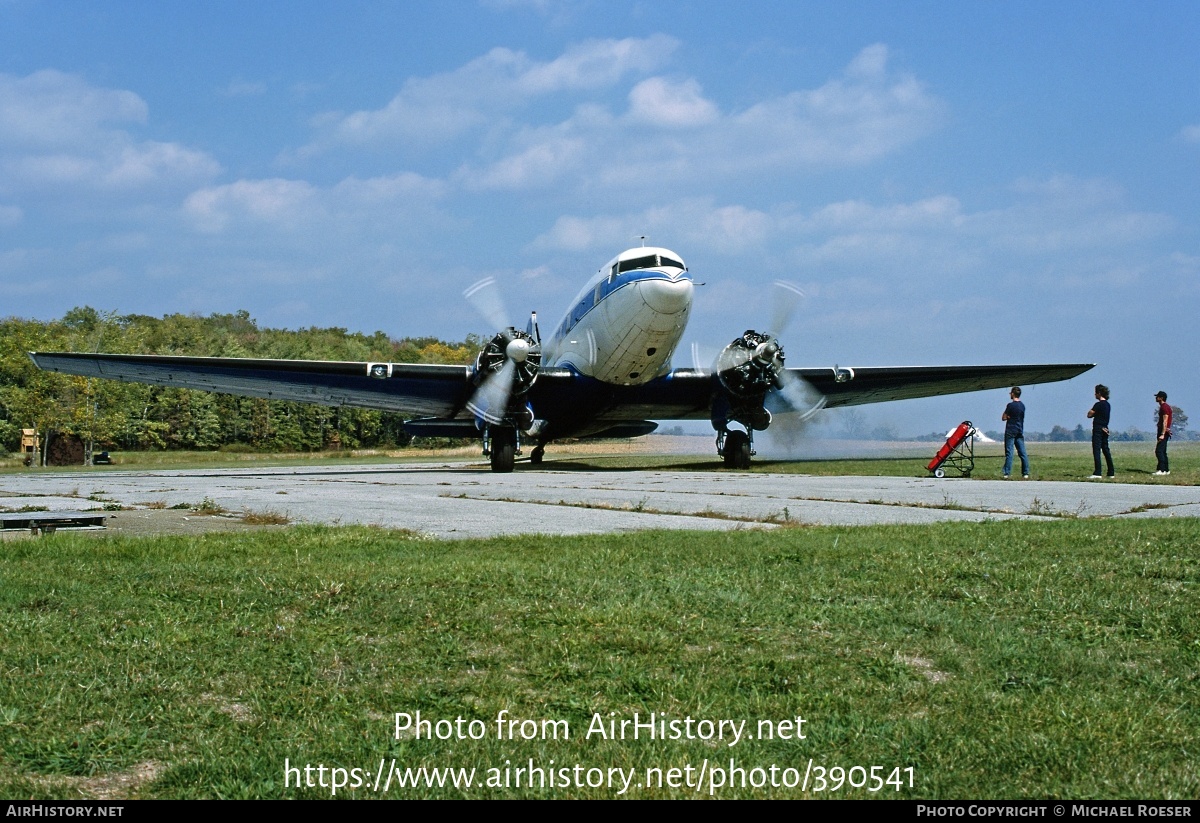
[[659, 256, 684, 270]]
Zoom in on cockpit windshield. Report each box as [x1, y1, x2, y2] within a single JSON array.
[[617, 254, 685, 273]]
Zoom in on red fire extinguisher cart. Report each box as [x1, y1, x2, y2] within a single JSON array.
[[927, 421, 976, 478]]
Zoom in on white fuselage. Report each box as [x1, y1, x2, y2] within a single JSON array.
[[542, 247, 693, 385]]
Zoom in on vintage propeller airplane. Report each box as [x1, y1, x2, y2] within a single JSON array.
[[31, 244, 1092, 472]]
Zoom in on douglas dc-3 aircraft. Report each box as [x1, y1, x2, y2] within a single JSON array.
[[32, 245, 1092, 472]]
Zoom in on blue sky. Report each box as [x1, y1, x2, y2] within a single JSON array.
[[2, 1, 1197, 437]]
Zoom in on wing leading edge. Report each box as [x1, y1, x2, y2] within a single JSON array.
[[789, 363, 1095, 409], [29, 352, 472, 418]]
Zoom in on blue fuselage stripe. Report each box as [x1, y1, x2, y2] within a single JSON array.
[[551, 269, 686, 343]]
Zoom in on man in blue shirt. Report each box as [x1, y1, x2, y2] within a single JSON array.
[[1087, 384, 1114, 479], [1002, 386, 1029, 479]]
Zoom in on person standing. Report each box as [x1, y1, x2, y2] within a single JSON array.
[[1002, 386, 1029, 479], [1087, 384, 1114, 479], [1154, 390, 1172, 476]]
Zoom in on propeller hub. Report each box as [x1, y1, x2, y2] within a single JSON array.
[[506, 337, 531, 363], [753, 339, 780, 365]]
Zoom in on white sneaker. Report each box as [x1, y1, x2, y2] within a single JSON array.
[[1154, 470, 1171, 476], [1023, 474, 1030, 479], [1088, 474, 1102, 479]]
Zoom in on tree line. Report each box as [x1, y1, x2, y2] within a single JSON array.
[[0, 308, 480, 455]]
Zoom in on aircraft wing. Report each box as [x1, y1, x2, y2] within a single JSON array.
[[579, 362, 1093, 424], [29, 352, 1094, 433], [28, 352, 473, 418], [786, 363, 1095, 410]]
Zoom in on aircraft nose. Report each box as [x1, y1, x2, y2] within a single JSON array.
[[638, 277, 693, 315]]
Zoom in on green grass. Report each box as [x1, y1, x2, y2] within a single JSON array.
[[0, 447, 476, 474], [550, 441, 1200, 486], [1, 521, 1197, 798]]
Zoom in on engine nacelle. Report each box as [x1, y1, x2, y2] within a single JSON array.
[[716, 329, 786, 398], [712, 329, 784, 433], [468, 327, 542, 429], [474, 328, 541, 397]]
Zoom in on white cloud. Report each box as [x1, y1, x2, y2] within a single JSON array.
[[304, 36, 677, 151], [0, 70, 220, 195], [627, 77, 718, 127], [532, 175, 1173, 297], [531, 199, 771, 253], [184, 178, 318, 233], [1179, 124, 1200, 143], [183, 172, 446, 234], [458, 43, 945, 192], [457, 134, 586, 190], [800, 196, 964, 232], [719, 44, 943, 170], [0, 70, 146, 148], [975, 175, 1173, 254]]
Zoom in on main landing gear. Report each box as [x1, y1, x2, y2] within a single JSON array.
[[723, 430, 752, 469], [483, 427, 517, 473], [482, 427, 547, 472], [716, 428, 754, 470]]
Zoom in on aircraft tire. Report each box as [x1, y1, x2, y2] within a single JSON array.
[[490, 429, 516, 473], [723, 430, 751, 470]]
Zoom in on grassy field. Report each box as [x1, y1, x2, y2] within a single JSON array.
[[0, 446, 481, 473], [1, 520, 1197, 799], [542, 440, 1200, 486]]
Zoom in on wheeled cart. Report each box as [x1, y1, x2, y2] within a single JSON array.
[[927, 421, 976, 478]]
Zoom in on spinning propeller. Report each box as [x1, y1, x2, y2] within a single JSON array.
[[713, 280, 826, 425], [462, 277, 541, 428]]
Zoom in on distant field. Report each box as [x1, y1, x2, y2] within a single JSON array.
[[4, 439, 1197, 486], [1, 520, 1196, 799]]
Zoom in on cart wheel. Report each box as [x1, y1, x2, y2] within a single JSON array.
[[934, 469, 945, 478]]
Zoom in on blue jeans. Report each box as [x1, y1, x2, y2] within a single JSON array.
[[1004, 434, 1029, 476], [1092, 431, 1114, 476]]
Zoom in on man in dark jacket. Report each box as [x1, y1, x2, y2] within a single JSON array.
[[1087, 384, 1114, 479]]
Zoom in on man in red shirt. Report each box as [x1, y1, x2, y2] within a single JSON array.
[[1154, 391, 1172, 476]]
